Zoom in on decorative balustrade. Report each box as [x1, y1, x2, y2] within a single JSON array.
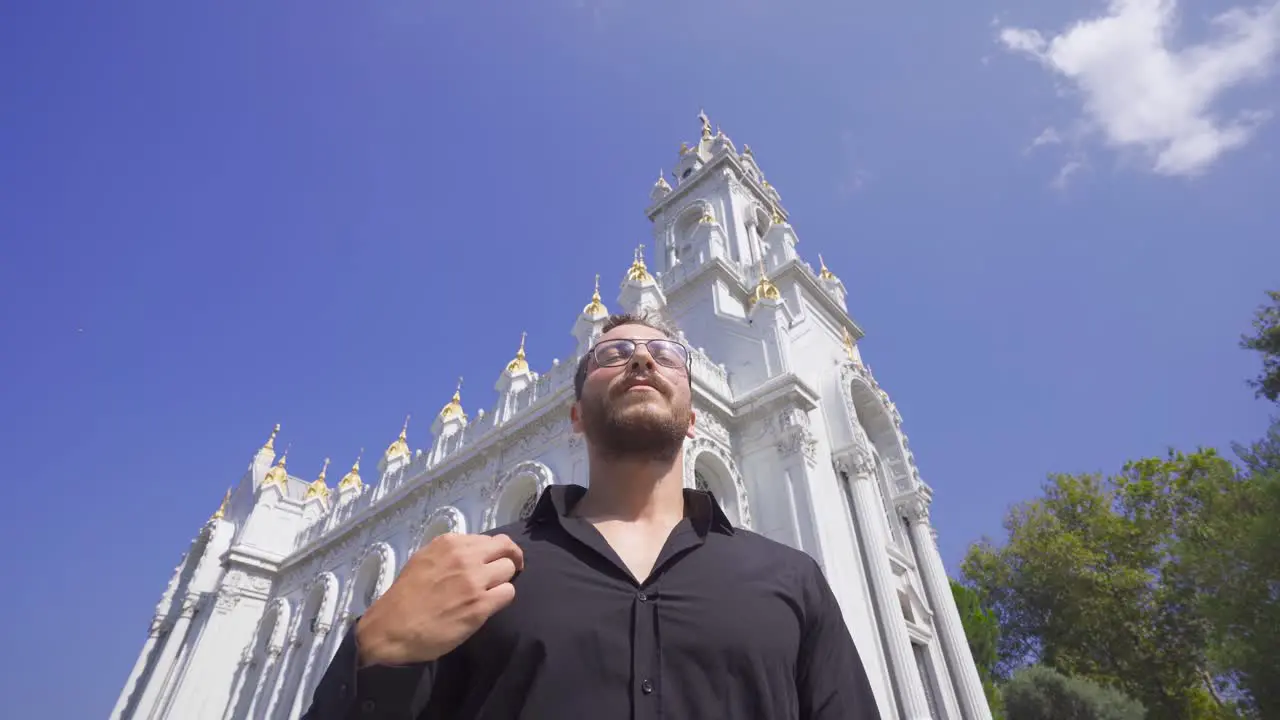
[[689, 346, 733, 400]]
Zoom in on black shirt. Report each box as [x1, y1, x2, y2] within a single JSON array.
[[304, 484, 879, 719]]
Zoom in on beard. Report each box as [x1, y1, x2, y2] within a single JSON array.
[[579, 383, 690, 462]]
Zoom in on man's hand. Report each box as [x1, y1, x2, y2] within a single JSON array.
[[355, 533, 524, 667]]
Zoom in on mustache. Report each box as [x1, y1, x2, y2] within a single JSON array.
[[613, 370, 672, 397]]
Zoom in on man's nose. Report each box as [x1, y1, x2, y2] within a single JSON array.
[[629, 344, 657, 369]]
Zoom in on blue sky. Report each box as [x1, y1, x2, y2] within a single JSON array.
[[2, 1, 1278, 717]]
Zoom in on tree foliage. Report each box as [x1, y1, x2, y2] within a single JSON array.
[[952, 579, 1005, 717], [961, 449, 1259, 719], [1240, 290, 1280, 403], [1183, 424, 1280, 718], [1003, 665, 1146, 720]]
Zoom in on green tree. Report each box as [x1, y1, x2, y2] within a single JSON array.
[[1003, 665, 1146, 720], [961, 450, 1245, 719], [951, 580, 1005, 717], [1179, 423, 1280, 718], [1240, 290, 1280, 403]]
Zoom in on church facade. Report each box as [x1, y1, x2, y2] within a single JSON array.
[[112, 117, 993, 720]]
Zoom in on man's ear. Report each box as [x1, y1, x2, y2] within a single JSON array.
[[686, 409, 697, 439], [570, 402, 583, 433]]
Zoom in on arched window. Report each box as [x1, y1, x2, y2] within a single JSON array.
[[691, 451, 740, 526], [517, 493, 538, 521], [694, 469, 710, 493]]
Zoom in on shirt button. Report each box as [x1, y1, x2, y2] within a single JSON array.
[[637, 591, 648, 602], [338, 683, 349, 699], [641, 679, 654, 694], [361, 699, 376, 714]]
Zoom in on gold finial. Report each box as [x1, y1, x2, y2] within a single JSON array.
[[625, 244, 651, 283], [384, 416, 411, 460], [772, 207, 786, 225], [748, 260, 781, 306], [743, 144, 753, 155], [843, 327, 856, 360], [212, 487, 231, 520], [506, 332, 529, 374], [818, 254, 837, 281], [337, 451, 363, 493], [654, 170, 671, 191], [699, 206, 716, 224], [440, 379, 466, 421], [306, 457, 334, 501], [698, 109, 712, 140], [262, 423, 280, 452], [679, 141, 690, 155], [583, 273, 608, 317], [263, 446, 290, 490]]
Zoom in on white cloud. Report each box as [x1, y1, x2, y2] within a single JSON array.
[[1030, 126, 1063, 148], [998, 0, 1280, 177]]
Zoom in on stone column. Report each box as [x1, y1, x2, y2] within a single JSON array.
[[262, 631, 301, 720], [108, 620, 163, 720], [839, 448, 933, 720], [288, 624, 330, 720], [900, 487, 992, 720], [132, 594, 200, 719]]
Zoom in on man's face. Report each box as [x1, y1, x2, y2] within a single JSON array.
[[572, 323, 695, 460]]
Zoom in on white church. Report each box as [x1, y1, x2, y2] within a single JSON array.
[[112, 115, 993, 720]]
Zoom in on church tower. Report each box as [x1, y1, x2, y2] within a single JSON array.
[[642, 111, 860, 392]]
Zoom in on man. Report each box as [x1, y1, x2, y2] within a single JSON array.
[[305, 313, 879, 719]]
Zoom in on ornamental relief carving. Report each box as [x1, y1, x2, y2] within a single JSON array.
[[695, 409, 731, 445], [895, 494, 930, 525], [776, 431, 818, 467]]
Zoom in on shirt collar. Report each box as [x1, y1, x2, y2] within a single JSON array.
[[530, 483, 735, 536]]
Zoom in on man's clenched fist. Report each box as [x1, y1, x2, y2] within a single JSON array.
[[355, 532, 524, 667]]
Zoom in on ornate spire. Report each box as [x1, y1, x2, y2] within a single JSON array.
[[698, 109, 713, 140], [440, 379, 466, 421], [654, 171, 671, 192], [384, 416, 410, 461], [818, 254, 838, 282], [263, 447, 289, 490], [306, 458, 332, 500], [749, 260, 781, 306], [743, 143, 753, 156], [625, 244, 652, 283], [212, 487, 230, 520], [505, 332, 529, 374], [679, 141, 691, 155], [338, 452, 363, 493], [843, 327, 856, 361], [583, 274, 608, 318], [261, 423, 280, 452]]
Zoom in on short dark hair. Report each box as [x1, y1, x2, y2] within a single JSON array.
[[573, 312, 687, 400]]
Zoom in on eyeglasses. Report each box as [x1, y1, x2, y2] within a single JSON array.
[[589, 338, 690, 370]]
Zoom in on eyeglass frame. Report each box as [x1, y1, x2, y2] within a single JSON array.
[[585, 337, 692, 372]]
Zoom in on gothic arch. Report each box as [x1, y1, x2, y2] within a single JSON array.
[[839, 361, 917, 498], [684, 438, 753, 528], [482, 460, 555, 531], [345, 542, 395, 616], [263, 597, 292, 651], [415, 505, 468, 551]]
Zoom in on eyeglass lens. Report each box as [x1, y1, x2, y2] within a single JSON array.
[[593, 339, 689, 369]]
